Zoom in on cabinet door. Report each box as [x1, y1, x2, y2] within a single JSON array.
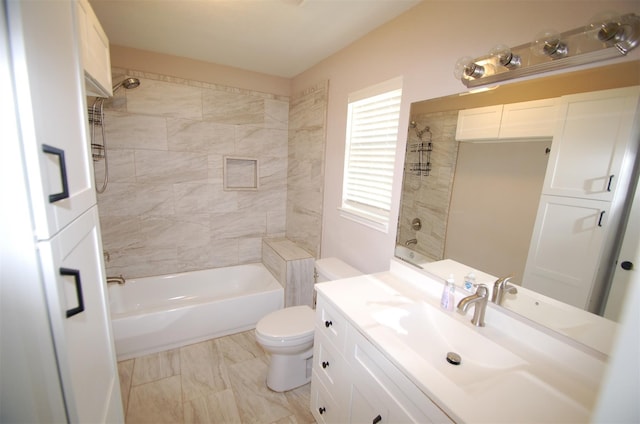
[[76, 0, 112, 97], [523, 195, 610, 309], [543, 86, 640, 201], [38, 207, 123, 423], [455, 105, 502, 141], [499, 98, 558, 139], [7, 0, 96, 240]]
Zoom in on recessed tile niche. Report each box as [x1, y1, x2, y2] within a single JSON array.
[[223, 156, 259, 191]]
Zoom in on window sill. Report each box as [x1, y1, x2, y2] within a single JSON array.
[[338, 206, 389, 234]]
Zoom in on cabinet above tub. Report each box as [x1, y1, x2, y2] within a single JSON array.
[[75, 0, 112, 97]]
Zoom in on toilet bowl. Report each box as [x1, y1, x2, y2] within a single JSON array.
[[255, 257, 362, 392]]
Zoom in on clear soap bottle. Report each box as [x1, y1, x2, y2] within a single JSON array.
[[440, 274, 455, 311], [463, 272, 476, 293]]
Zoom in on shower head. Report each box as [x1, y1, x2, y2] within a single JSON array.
[[112, 77, 140, 94]]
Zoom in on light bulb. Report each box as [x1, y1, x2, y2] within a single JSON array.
[[489, 44, 521, 69], [453, 56, 485, 80], [532, 29, 568, 59], [587, 11, 622, 42]]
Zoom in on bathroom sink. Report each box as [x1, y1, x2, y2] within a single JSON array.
[[371, 301, 527, 388]]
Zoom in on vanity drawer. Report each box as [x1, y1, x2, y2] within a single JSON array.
[[347, 328, 453, 423], [311, 372, 346, 424], [313, 333, 349, 401], [315, 296, 348, 353]]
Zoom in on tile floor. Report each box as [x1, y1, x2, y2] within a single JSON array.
[[117, 330, 315, 424]]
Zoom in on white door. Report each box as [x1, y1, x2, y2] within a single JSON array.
[[523, 195, 610, 309], [38, 207, 123, 423], [7, 0, 96, 240], [543, 86, 640, 201]]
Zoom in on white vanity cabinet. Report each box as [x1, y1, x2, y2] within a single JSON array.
[[76, 0, 112, 97], [311, 295, 452, 424], [455, 98, 558, 141], [524, 86, 640, 312]]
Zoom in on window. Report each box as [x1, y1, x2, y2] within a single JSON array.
[[340, 77, 403, 232]]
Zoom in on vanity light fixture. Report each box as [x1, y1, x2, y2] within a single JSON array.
[[454, 11, 640, 88]]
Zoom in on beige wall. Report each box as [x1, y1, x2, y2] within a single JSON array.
[[291, 0, 640, 273], [110, 45, 291, 97]]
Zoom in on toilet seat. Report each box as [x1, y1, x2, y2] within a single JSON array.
[[255, 305, 314, 343]]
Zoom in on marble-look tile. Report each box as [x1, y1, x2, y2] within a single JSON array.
[[259, 157, 288, 190], [264, 238, 312, 261], [105, 246, 177, 279], [131, 349, 181, 386], [267, 210, 287, 236], [126, 375, 183, 424], [215, 331, 265, 366], [167, 118, 235, 154], [119, 331, 313, 424], [183, 389, 242, 424], [99, 215, 141, 251], [180, 340, 230, 402], [202, 90, 265, 125], [238, 237, 263, 264], [135, 150, 208, 185], [237, 189, 286, 213], [210, 212, 267, 239], [236, 127, 288, 158], [93, 149, 136, 184], [117, 359, 134, 414], [285, 258, 315, 308], [103, 111, 168, 151], [261, 240, 287, 286], [227, 357, 293, 424], [127, 78, 203, 120], [264, 98, 289, 130]]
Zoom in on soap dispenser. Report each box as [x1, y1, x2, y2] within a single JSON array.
[[440, 274, 455, 311]]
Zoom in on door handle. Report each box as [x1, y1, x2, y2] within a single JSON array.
[[42, 144, 70, 203], [60, 267, 85, 318]]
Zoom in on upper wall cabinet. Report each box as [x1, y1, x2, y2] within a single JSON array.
[[542, 86, 640, 201], [76, 0, 112, 97], [456, 98, 558, 141]]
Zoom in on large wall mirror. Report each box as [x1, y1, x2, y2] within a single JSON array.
[[396, 60, 640, 355]]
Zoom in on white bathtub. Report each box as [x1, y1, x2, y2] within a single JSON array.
[[108, 263, 284, 360]]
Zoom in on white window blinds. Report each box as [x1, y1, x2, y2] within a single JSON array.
[[341, 79, 402, 231]]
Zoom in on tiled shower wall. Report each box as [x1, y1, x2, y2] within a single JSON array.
[[398, 110, 459, 261], [285, 81, 328, 258], [97, 69, 290, 278]]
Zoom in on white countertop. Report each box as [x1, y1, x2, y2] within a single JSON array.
[[315, 259, 607, 423]]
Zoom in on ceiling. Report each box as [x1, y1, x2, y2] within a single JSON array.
[[89, 0, 422, 78]]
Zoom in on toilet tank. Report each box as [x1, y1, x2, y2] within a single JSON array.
[[315, 257, 362, 283]]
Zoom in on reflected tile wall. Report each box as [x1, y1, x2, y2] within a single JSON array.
[[399, 110, 459, 262], [98, 69, 290, 278], [285, 81, 328, 258]]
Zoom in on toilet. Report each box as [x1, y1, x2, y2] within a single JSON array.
[[255, 257, 362, 392]]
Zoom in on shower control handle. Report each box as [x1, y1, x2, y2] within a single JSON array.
[[324, 320, 332, 328], [42, 144, 70, 203]]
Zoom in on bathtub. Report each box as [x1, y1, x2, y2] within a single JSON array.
[[108, 263, 284, 360]]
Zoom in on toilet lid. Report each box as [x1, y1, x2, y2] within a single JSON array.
[[256, 305, 314, 341]]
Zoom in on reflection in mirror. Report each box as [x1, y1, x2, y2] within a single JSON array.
[[396, 61, 640, 354]]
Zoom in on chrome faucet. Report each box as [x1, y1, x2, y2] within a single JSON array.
[[457, 284, 489, 327], [107, 275, 126, 285], [405, 238, 417, 247], [491, 276, 518, 305]]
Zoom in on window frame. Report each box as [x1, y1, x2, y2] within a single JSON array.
[[339, 77, 403, 233]]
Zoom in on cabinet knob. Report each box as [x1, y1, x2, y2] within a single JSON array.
[[325, 320, 332, 328], [621, 261, 633, 270], [318, 407, 326, 415], [372, 414, 382, 424], [322, 361, 330, 369]]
